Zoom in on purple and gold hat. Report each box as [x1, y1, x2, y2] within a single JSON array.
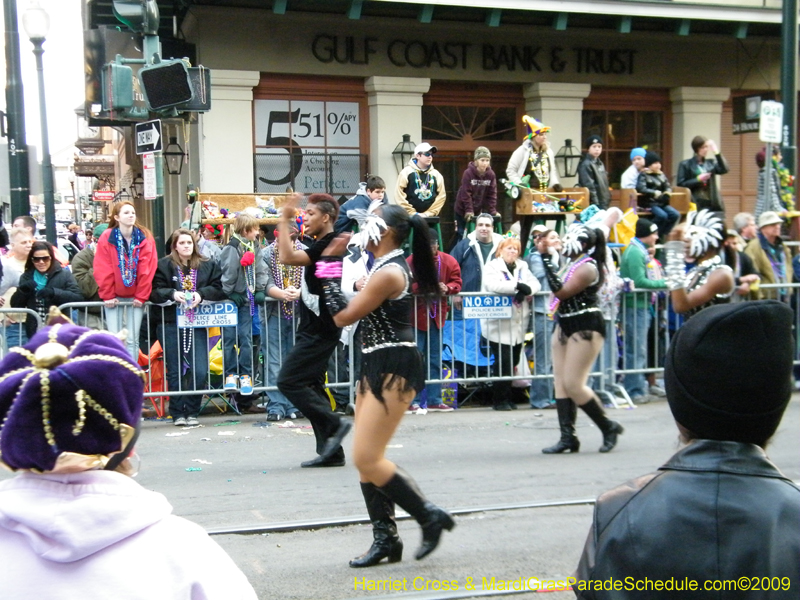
[[0, 310, 145, 474]]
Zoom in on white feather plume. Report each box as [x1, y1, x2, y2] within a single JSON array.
[[348, 199, 387, 250], [561, 222, 589, 257], [684, 209, 723, 258]]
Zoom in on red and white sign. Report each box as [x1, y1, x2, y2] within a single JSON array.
[[92, 190, 116, 202], [143, 152, 157, 200]]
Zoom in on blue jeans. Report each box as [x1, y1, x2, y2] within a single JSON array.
[[529, 312, 554, 407], [623, 303, 651, 399], [222, 304, 253, 377], [161, 323, 210, 418], [2, 322, 28, 355], [650, 204, 680, 237], [414, 323, 443, 408], [262, 310, 298, 417], [104, 303, 144, 360]]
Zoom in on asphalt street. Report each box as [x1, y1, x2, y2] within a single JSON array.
[[2, 394, 798, 599]]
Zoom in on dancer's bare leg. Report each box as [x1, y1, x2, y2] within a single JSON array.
[[562, 332, 604, 405]]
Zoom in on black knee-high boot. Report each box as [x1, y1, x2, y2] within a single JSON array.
[[542, 398, 580, 454], [580, 397, 624, 453], [350, 482, 403, 568], [379, 467, 455, 560]]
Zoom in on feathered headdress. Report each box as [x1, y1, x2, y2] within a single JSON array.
[[562, 222, 590, 257], [684, 209, 724, 258], [523, 115, 550, 139], [347, 199, 387, 250]]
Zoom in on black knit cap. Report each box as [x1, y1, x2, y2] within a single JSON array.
[[585, 134, 603, 149], [644, 151, 661, 168], [664, 301, 793, 445], [635, 218, 658, 239]]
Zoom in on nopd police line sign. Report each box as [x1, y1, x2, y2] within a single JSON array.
[[177, 301, 238, 328], [462, 295, 513, 319]]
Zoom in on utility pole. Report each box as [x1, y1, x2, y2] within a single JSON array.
[[780, 0, 798, 178], [3, 0, 31, 219]]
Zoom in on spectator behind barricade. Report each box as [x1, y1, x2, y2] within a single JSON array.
[[407, 236, 462, 414], [481, 236, 539, 411], [219, 213, 267, 409], [93, 201, 157, 359], [744, 211, 792, 302], [722, 229, 759, 302], [620, 147, 646, 190], [620, 219, 667, 405], [454, 147, 498, 241], [578, 135, 611, 210], [636, 151, 680, 237], [733, 211, 757, 242], [755, 146, 784, 221], [0, 317, 258, 599], [449, 213, 503, 316], [526, 226, 557, 409], [12, 215, 37, 236], [198, 224, 223, 261], [261, 221, 306, 421], [10, 241, 83, 340], [394, 143, 446, 218], [151, 229, 224, 427], [0, 228, 34, 349], [70, 223, 109, 329], [676, 136, 730, 214], [67, 223, 85, 250], [335, 175, 388, 234], [574, 301, 800, 599]]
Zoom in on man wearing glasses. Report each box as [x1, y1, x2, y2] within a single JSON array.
[[394, 143, 447, 218]]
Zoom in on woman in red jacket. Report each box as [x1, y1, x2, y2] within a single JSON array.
[[93, 201, 157, 358]]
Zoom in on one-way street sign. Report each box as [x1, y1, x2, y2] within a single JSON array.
[[135, 119, 162, 155]]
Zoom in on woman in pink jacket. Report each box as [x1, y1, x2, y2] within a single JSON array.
[[93, 201, 157, 359]]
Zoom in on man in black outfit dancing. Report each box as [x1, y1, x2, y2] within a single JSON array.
[[277, 193, 351, 467]]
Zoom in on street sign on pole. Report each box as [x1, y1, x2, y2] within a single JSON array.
[[142, 152, 157, 200], [759, 101, 783, 144], [135, 119, 162, 154]]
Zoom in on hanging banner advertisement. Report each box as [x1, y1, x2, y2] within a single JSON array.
[[253, 99, 361, 195]]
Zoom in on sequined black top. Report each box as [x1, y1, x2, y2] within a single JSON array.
[[360, 249, 417, 354], [683, 258, 734, 319]]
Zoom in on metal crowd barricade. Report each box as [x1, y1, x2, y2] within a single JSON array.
[[32, 279, 797, 418], [0, 308, 43, 360]]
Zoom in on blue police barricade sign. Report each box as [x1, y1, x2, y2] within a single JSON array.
[[461, 295, 513, 319], [177, 301, 239, 328]]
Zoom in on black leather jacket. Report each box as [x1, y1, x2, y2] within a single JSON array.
[[577, 157, 610, 209], [574, 440, 800, 599]]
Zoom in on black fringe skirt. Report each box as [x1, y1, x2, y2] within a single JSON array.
[[359, 345, 426, 404], [555, 309, 606, 343]]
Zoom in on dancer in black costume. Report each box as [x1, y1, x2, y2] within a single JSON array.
[[537, 223, 624, 454], [276, 193, 351, 468], [315, 203, 455, 567]]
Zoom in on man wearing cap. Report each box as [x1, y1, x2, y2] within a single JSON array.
[[0, 317, 258, 598], [525, 224, 557, 408], [395, 142, 447, 218], [578, 135, 610, 209], [620, 148, 646, 190], [454, 146, 499, 241], [676, 136, 729, 213], [636, 151, 680, 237], [619, 219, 666, 404], [744, 211, 792, 302], [574, 301, 800, 599]]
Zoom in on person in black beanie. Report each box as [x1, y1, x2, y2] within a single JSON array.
[[636, 151, 680, 237], [577, 135, 610, 209], [573, 301, 800, 599]]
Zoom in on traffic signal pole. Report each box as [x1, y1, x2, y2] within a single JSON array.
[[143, 33, 165, 256], [3, 0, 31, 220]]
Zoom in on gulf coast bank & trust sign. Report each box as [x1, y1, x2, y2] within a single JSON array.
[[311, 35, 637, 76]]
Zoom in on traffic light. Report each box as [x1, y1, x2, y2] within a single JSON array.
[[139, 59, 194, 111], [101, 63, 134, 111], [112, 0, 159, 35]]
